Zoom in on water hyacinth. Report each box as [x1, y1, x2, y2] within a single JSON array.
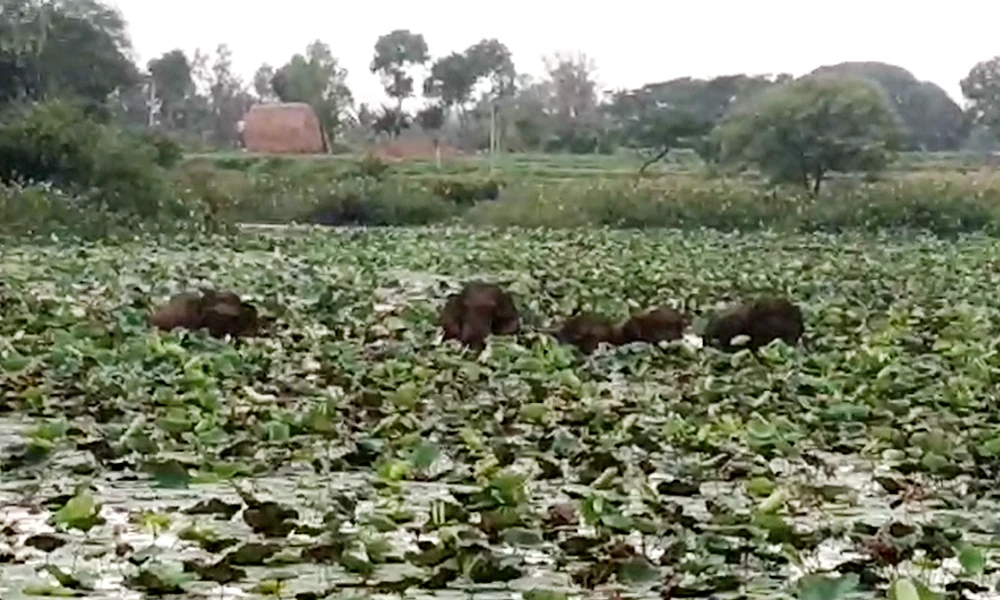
[[2, 227, 1000, 598]]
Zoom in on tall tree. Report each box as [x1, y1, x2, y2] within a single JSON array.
[[252, 64, 277, 101], [466, 38, 516, 98], [507, 75, 554, 150], [147, 49, 193, 129], [370, 29, 428, 113], [815, 61, 968, 151], [416, 104, 446, 166], [206, 43, 250, 147], [544, 52, 598, 125], [0, 0, 139, 112], [423, 52, 478, 117], [371, 104, 410, 139], [713, 75, 901, 194], [962, 56, 1000, 139], [465, 38, 516, 155], [270, 40, 353, 148], [606, 74, 777, 171]]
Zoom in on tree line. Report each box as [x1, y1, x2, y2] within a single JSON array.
[[5, 1, 1000, 173]]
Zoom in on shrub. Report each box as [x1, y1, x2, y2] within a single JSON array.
[[211, 156, 260, 172], [430, 177, 502, 204], [713, 75, 902, 194], [0, 100, 203, 234], [353, 153, 391, 179], [465, 175, 1000, 234], [137, 130, 184, 168], [174, 153, 1000, 234], [308, 177, 457, 225]]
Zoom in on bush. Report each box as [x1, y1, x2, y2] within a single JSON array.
[[713, 75, 901, 194], [0, 100, 205, 234], [353, 153, 391, 179], [464, 175, 1000, 234], [308, 178, 458, 225], [167, 152, 1000, 234], [430, 177, 502, 204], [137, 130, 184, 168], [222, 170, 459, 226]]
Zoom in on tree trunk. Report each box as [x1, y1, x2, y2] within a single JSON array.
[[811, 166, 824, 195], [434, 136, 441, 169], [489, 102, 497, 175], [320, 125, 331, 154], [639, 146, 671, 175]]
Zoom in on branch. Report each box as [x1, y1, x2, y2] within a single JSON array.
[[639, 145, 671, 175]]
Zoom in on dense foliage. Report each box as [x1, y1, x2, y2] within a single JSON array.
[[0, 0, 139, 112], [0, 100, 215, 236], [2, 228, 999, 598], [811, 62, 969, 152], [159, 154, 1000, 235], [713, 77, 903, 193]]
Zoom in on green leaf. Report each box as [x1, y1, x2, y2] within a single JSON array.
[[757, 487, 788, 514], [501, 527, 543, 547], [52, 490, 101, 533], [340, 541, 374, 576], [266, 420, 290, 442], [889, 579, 920, 600], [388, 382, 420, 409], [796, 573, 859, 600], [410, 441, 440, 471], [746, 414, 776, 439], [140, 511, 172, 536], [20, 582, 79, 597], [377, 459, 411, 482], [523, 590, 569, 600], [746, 476, 775, 497], [618, 556, 659, 584], [600, 513, 633, 532], [519, 403, 549, 423], [144, 459, 191, 489], [959, 545, 986, 576]]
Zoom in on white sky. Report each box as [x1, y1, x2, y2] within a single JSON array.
[[108, 0, 999, 107]]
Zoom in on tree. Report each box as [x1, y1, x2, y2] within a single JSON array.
[[712, 75, 901, 194], [424, 39, 516, 147], [0, 0, 139, 112], [466, 38, 516, 98], [270, 40, 353, 149], [606, 74, 777, 171], [424, 52, 478, 117], [370, 29, 428, 113], [815, 61, 968, 150], [147, 49, 193, 129], [544, 52, 598, 125], [529, 52, 612, 154], [370, 105, 410, 139], [962, 57, 1000, 139], [416, 104, 445, 166], [205, 44, 250, 148], [465, 38, 515, 156], [252, 64, 277, 101], [507, 75, 554, 150]]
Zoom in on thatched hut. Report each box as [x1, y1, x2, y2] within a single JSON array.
[[242, 102, 325, 154]]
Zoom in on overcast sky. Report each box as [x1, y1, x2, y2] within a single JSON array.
[[107, 0, 998, 107]]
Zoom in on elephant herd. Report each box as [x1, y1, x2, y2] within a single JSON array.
[[149, 282, 806, 354], [437, 281, 804, 354]]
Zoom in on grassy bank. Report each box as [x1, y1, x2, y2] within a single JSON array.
[[172, 154, 1000, 234], [4, 139, 1000, 238]]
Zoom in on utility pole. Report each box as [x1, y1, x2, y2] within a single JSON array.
[[489, 101, 497, 175], [146, 76, 159, 128]]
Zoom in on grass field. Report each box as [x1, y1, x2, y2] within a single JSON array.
[[3, 227, 1000, 599]]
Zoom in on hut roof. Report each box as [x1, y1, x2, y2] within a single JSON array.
[[242, 102, 325, 154]]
